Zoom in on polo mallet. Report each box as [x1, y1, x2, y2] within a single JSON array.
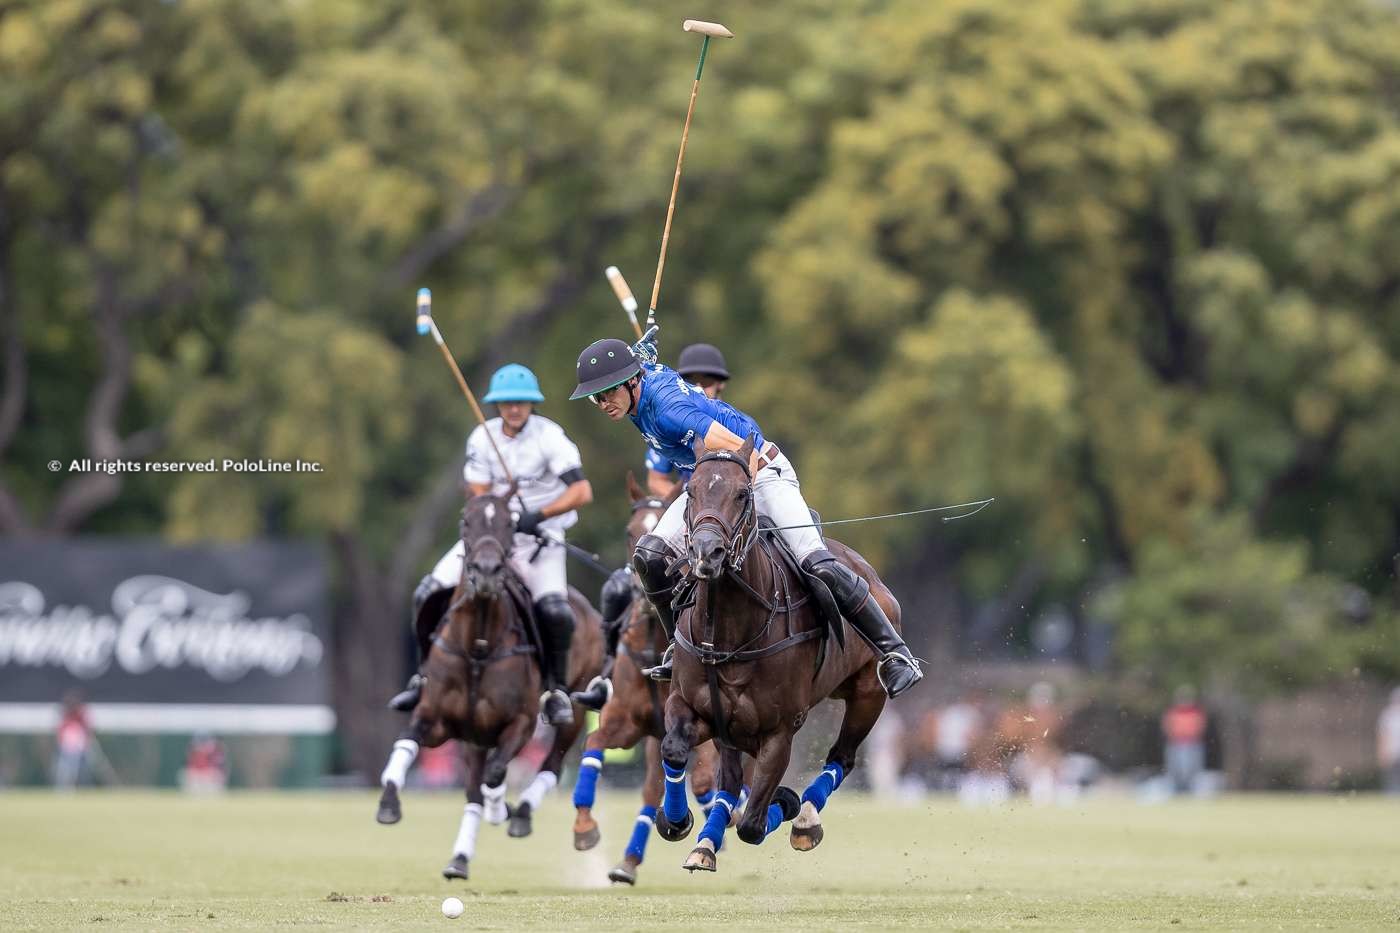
[[605, 266, 644, 339], [645, 18, 734, 333], [415, 287, 514, 484]]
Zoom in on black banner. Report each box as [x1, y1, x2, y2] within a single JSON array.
[[0, 539, 329, 713]]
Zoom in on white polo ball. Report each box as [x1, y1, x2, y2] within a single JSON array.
[[441, 896, 464, 919]]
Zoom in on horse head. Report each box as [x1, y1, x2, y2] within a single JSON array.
[[457, 488, 517, 600], [685, 433, 757, 580]]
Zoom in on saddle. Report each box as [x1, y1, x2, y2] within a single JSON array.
[[758, 515, 845, 651]]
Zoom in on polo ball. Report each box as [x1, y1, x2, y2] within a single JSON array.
[[441, 896, 464, 919]]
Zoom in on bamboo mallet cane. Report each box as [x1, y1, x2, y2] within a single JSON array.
[[415, 287, 514, 484], [645, 19, 734, 332]]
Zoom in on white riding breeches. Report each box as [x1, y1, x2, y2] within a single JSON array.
[[431, 532, 567, 601], [649, 450, 825, 561]]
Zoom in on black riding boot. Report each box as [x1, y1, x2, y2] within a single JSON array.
[[535, 594, 577, 726], [633, 534, 678, 682], [388, 575, 451, 711], [802, 550, 923, 699], [571, 568, 631, 711]]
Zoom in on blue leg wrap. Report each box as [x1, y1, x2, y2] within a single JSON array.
[[572, 749, 604, 809], [694, 787, 716, 813], [697, 790, 738, 849], [662, 760, 689, 824], [625, 804, 657, 862], [801, 761, 845, 812]]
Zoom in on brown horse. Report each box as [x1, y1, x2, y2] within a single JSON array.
[[374, 491, 603, 880], [570, 473, 728, 885], [654, 437, 898, 872]]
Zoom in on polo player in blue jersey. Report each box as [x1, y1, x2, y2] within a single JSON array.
[[568, 338, 922, 699], [571, 343, 735, 712]]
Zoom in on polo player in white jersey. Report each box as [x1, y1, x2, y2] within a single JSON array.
[[389, 363, 594, 726]]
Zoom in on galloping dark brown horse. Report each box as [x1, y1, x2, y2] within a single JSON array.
[[374, 491, 603, 880], [570, 473, 726, 885], [654, 436, 898, 872]]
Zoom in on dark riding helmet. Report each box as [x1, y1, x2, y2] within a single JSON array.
[[569, 337, 642, 400], [676, 343, 730, 380]]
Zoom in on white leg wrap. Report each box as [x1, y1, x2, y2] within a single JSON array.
[[519, 770, 557, 811], [380, 739, 419, 788], [482, 781, 508, 825], [453, 802, 484, 859]]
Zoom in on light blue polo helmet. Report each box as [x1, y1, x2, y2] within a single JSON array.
[[481, 364, 545, 403]]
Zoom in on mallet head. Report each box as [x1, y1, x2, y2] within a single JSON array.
[[682, 19, 733, 38], [416, 287, 432, 336]]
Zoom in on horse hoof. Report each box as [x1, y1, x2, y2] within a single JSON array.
[[682, 840, 717, 873], [790, 800, 824, 852], [608, 859, 639, 885], [573, 822, 600, 851], [442, 854, 469, 880], [375, 784, 401, 825], [655, 809, 693, 843], [507, 802, 533, 838], [773, 786, 801, 823]]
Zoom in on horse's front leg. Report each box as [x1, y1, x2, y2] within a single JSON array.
[[656, 692, 707, 842], [736, 730, 801, 846], [483, 714, 533, 826], [684, 744, 746, 872], [375, 715, 436, 825]]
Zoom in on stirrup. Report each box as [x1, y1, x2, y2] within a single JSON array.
[[540, 688, 575, 726], [387, 673, 424, 712], [641, 644, 674, 683], [569, 675, 613, 712], [876, 653, 923, 699]]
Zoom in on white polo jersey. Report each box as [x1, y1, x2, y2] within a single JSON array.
[[464, 415, 583, 535]]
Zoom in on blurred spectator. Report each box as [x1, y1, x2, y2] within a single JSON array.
[[1162, 684, 1207, 795], [865, 706, 906, 799], [416, 741, 464, 789], [53, 691, 93, 790], [179, 732, 228, 793], [1379, 687, 1400, 795], [935, 691, 984, 780]]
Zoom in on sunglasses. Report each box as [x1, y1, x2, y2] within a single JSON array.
[[590, 382, 629, 406]]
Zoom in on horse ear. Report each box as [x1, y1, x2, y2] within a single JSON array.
[[504, 480, 518, 500], [626, 470, 643, 503], [738, 431, 756, 461], [692, 438, 707, 462]]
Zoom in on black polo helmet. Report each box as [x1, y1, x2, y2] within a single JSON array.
[[570, 337, 642, 400], [676, 343, 730, 380]]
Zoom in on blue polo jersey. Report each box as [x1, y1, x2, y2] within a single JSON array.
[[629, 364, 765, 473]]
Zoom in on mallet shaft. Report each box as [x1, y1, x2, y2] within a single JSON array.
[[648, 69, 703, 326]]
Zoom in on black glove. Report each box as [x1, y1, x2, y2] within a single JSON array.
[[514, 509, 544, 536]]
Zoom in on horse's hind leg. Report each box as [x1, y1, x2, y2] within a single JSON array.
[[684, 745, 746, 872], [483, 714, 532, 827], [572, 708, 645, 850], [511, 702, 586, 839], [608, 736, 662, 885], [792, 673, 886, 852], [690, 741, 720, 816], [444, 744, 485, 880]]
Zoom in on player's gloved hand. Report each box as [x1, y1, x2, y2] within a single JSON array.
[[514, 509, 544, 536]]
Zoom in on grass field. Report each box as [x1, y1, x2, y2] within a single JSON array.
[[2, 789, 1398, 931]]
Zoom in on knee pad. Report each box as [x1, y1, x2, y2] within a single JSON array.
[[534, 593, 575, 640], [801, 551, 869, 607], [632, 534, 674, 592], [600, 568, 634, 624]]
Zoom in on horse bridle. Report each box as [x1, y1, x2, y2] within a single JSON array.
[[685, 450, 758, 571], [451, 512, 513, 608]]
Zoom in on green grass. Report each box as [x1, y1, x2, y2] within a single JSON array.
[[2, 789, 1398, 931]]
